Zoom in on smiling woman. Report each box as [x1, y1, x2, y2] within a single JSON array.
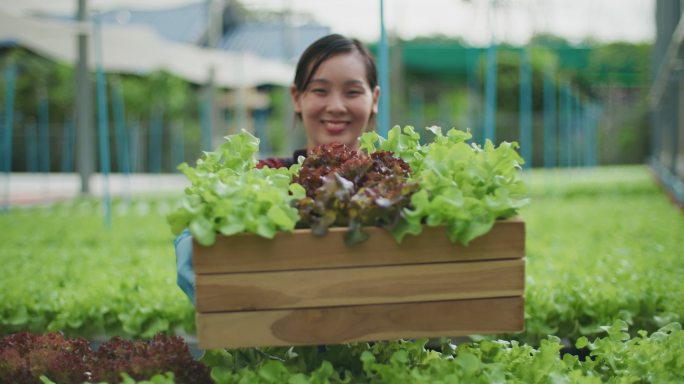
[[290, 33, 380, 150]]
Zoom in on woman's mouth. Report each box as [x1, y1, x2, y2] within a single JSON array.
[[323, 120, 348, 135]]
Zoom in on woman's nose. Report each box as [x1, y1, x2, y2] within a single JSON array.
[[325, 92, 346, 113]]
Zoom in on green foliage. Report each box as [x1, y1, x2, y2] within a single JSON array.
[[529, 33, 571, 47], [121, 71, 196, 120], [25, 323, 684, 383], [169, 126, 528, 246], [360, 125, 529, 244], [167, 130, 302, 246], [265, 86, 298, 157], [586, 42, 651, 87], [293, 143, 417, 245], [198, 321, 684, 383], [0, 331, 209, 383], [577, 321, 684, 382], [0, 198, 195, 339], [517, 166, 684, 345]]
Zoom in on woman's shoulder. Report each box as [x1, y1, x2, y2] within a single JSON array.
[[256, 149, 307, 169]]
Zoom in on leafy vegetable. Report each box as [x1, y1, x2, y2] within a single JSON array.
[[200, 320, 684, 383], [361, 125, 529, 244], [293, 142, 417, 245], [167, 126, 529, 246], [0, 197, 195, 339], [166, 131, 303, 246], [0, 331, 209, 384]]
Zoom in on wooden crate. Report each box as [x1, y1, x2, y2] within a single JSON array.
[[193, 218, 525, 349]]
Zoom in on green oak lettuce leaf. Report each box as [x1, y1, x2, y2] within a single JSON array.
[[394, 127, 529, 245], [360, 125, 425, 168], [166, 131, 302, 246]]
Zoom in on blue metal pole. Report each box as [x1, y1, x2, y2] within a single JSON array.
[[570, 90, 576, 167], [519, 48, 532, 169], [38, 91, 50, 173], [148, 106, 163, 173], [378, 0, 390, 137], [573, 93, 580, 167], [171, 122, 185, 171], [200, 93, 212, 151], [543, 67, 556, 168], [652, 101, 662, 165], [483, 43, 497, 143], [2, 61, 17, 211], [671, 99, 679, 177], [61, 117, 75, 172], [253, 109, 269, 157], [566, 87, 573, 168], [112, 79, 130, 175], [590, 103, 602, 167], [26, 122, 38, 172], [586, 102, 595, 167], [575, 94, 583, 167], [409, 87, 424, 136], [559, 83, 570, 168], [94, 14, 112, 227], [567, 89, 574, 168], [568, 89, 573, 168], [438, 96, 452, 130], [129, 119, 140, 172], [584, 102, 590, 167], [466, 48, 479, 142], [585, 103, 591, 167]]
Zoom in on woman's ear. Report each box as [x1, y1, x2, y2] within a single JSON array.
[[290, 85, 302, 113], [372, 85, 380, 114]]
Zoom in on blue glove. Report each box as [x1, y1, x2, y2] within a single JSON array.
[[174, 229, 196, 305]]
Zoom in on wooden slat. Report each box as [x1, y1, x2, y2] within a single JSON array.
[[194, 218, 525, 274], [196, 296, 524, 349], [196, 259, 524, 312]]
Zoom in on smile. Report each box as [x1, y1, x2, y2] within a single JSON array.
[[322, 120, 349, 134]]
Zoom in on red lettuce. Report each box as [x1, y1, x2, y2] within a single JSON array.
[[293, 143, 417, 245]]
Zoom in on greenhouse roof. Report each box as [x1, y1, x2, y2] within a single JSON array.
[[0, 10, 294, 88], [220, 22, 330, 63]]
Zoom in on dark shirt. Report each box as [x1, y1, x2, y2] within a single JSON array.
[[256, 148, 308, 169]]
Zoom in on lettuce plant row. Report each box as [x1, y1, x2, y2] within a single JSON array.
[[198, 320, 684, 383], [519, 167, 684, 344], [6, 320, 682, 383], [0, 205, 195, 339]]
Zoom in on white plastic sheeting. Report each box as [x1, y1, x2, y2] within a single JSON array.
[[0, 10, 294, 87]]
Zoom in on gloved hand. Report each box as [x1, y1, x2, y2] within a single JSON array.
[[174, 229, 196, 305]]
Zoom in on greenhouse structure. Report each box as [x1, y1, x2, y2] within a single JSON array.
[[1, 1, 684, 383]]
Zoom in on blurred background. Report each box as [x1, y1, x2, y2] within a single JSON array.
[[0, 0, 680, 208]]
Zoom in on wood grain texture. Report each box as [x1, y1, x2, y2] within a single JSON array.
[[196, 259, 524, 312], [196, 296, 525, 349], [193, 218, 525, 274]]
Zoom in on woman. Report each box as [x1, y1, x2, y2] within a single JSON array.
[[176, 34, 381, 303]]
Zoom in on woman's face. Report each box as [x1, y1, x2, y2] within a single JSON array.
[[291, 52, 380, 150]]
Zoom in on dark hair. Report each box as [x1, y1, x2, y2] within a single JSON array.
[[293, 34, 378, 94]]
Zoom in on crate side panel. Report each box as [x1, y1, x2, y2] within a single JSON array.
[[196, 259, 524, 312], [194, 218, 525, 274], [196, 296, 524, 349]]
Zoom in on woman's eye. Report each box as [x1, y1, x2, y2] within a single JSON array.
[[311, 88, 327, 94], [347, 90, 363, 96]]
